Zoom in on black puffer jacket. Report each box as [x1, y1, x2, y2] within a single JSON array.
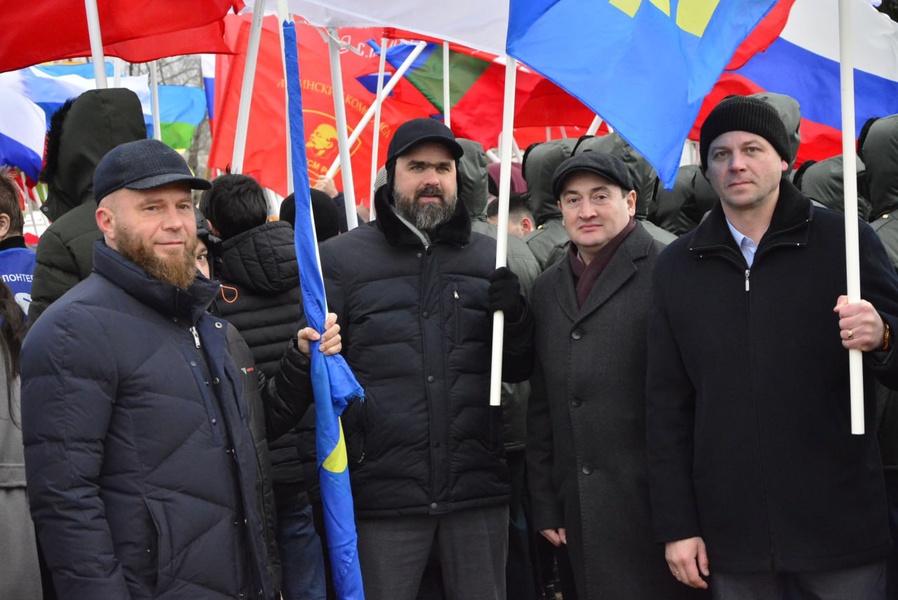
[[22, 242, 312, 599], [458, 138, 540, 452], [320, 184, 534, 517], [29, 88, 147, 324], [213, 220, 314, 492]]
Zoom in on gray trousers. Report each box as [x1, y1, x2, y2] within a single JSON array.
[[709, 559, 887, 600], [356, 505, 508, 600]]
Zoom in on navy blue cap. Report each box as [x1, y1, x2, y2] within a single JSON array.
[[93, 139, 210, 202]]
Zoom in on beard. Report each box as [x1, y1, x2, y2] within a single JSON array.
[[393, 184, 458, 231], [115, 226, 199, 290]]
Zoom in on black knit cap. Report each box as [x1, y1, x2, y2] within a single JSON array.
[[552, 151, 634, 199], [700, 95, 791, 171], [386, 118, 464, 164]]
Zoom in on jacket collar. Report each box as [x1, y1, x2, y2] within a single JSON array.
[[690, 178, 813, 255], [552, 221, 655, 324], [0, 236, 27, 251], [219, 220, 299, 293], [373, 185, 472, 248], [92, 240, 220, 323]]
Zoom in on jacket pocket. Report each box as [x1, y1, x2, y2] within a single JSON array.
[[144, 497, 174, 595]]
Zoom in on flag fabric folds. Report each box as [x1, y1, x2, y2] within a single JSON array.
[[369, 40, 595, 150], [18, 64, 150, 129], [506, 0, 780, 188], [282, 20, 366, 600], [208, 15, 431, 201], [9, 64, 205, 153], [157, 86, 208, 151], [0, 1, 242, 74], [694, 0, 898, 167], [284, 0, 508, 55], [0, 74, 46, 181]]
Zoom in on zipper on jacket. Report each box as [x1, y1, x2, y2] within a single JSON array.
[[189, 326, 201, 348], [745, 269, 750, 292]]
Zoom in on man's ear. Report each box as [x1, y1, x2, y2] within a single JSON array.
[[520, 217, 534, 236], [0, 214, 11, 240], [206, 218, 221, 237], [96, 203, 115, 239], [626, 190, 637, 217]]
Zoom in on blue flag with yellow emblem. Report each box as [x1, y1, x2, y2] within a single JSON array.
[[283, 20, 366, 600], [506, 0, 779, 187]]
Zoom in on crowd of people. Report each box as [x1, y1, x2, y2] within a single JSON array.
[[2, 86, 898, 600]]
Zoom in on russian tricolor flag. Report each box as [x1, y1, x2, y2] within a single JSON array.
[[0, 72, 46, 182], [695, 0, 898, 166]]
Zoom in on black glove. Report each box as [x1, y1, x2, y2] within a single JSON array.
[[488, 267, 523, 322]]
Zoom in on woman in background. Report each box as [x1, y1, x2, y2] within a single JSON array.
[[0, 278, 40, 598]]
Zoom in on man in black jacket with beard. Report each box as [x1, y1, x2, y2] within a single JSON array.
[[647, 96, 898, 599], [319, 118, 533, 600]]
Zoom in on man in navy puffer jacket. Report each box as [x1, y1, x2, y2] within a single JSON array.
[[21, 140, 340, 599]]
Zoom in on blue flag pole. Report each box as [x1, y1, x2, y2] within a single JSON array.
[[282, 19, 366, 600]]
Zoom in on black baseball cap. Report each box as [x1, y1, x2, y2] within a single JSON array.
[[552, 151, 634, 198], [387, 118, 464, 164], [93, 139, 210, 202]]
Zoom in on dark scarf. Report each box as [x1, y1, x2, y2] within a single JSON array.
[[569, 218, 636, 308]]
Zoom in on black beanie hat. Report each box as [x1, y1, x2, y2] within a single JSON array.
[[700, 95, 791, 171]]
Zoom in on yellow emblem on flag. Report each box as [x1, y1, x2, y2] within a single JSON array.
[[322, 419, 348, 473], [609, 0, 720, 38]]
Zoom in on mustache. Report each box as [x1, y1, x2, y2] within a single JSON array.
[[415, 185, 444, 201]]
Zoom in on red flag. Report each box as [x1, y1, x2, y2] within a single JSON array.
[[208, 16, 431, 204], [0, 1, 242, 73]]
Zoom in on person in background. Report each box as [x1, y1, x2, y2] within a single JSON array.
[[487, 194, 536, 239], [28, 88, 147, 325], [0, 279, 40, 599], [0, 168, 35, 315], [201, 174, 329, 600]]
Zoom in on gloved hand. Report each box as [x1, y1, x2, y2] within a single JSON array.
[[488, 267, 524, 322]]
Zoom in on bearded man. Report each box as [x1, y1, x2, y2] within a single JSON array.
[[20, 139, 342, 599], [318, 118, 534, 600]]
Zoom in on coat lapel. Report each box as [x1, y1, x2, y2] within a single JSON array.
[[573, 224, 654, 322]]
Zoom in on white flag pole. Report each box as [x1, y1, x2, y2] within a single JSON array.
[[149, 61, 162, 141], [84, 0, 107, 88], [443, 41, 451, 129], [277, 0, 293, 196], [586, 115, 604, 136], [489, 56, 517, 408], [327, 27, 359, 230], [838, 0, 865, 435], [325, 41, 427, 179], [231, 0, 266, 173], [113, 58, 123, 88], [369, 36, 388, 220]]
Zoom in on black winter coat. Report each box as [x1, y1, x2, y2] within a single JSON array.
[[647, 181, 898, 574], [28, 89, 147, 324], [22, 242, 311, 599], [320, 186, 534, 517], [214, 220, 315, 491]]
